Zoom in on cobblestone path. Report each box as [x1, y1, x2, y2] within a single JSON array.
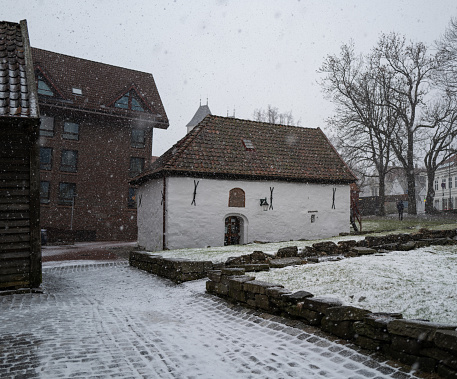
[[0, 262, 424, 378]]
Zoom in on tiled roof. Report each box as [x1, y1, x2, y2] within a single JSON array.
[[31, 48, 168, 128], [132, 115, 357, 184], [186, 104, 211, 128], [0, 20, 39, 118]]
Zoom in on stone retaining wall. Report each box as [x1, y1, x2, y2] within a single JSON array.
[[206, 267, 457, 378], [129, 251, 214, 283]]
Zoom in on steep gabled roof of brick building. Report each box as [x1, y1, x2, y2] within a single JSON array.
[[0, 20, 39, 118], [132, 115, 357, 184], [31, 47, 168, 128]]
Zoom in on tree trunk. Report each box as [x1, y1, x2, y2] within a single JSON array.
[[406, 133, 417, 215], [378, 173, 386, 216], [425, 170, 437, 214]]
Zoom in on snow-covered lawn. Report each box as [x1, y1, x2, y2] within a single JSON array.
[[255, 246, 457, 325], [152, 223, 457, 325]]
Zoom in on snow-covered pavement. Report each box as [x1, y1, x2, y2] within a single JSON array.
[[0, 261, 425, 378]]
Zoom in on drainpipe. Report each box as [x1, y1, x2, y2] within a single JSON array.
[[162, 176, 166, 250]]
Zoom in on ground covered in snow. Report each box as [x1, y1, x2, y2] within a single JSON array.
[[153, 219, 457, 325], [255, 246, 457, 324]]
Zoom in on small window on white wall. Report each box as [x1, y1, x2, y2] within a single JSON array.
[[228, 188, 245, 207]]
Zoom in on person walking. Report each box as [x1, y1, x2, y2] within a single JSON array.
[[396, 200, 404, 220]]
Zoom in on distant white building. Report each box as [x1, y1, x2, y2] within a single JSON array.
[[428, 155, 457, 211], [131, 114, 356, 251]]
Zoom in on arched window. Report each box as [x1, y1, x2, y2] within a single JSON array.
[[228, 188, 245, 207]]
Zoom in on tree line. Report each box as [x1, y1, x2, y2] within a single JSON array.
[[319, 17, 457, 215]]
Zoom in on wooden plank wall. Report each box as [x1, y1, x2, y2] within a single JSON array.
[[0, 124, 40, 289]]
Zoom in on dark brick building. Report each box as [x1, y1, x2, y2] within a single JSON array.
[[33, 48, 168, 241]]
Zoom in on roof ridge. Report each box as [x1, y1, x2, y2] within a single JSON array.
[[31, 47, 154, 76]]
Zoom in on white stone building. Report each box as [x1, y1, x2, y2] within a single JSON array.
[[429, 155, 457, 211], [131, 115, 356, 251]]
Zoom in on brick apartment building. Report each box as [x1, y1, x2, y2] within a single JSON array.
[[33, 48, 168, 241]]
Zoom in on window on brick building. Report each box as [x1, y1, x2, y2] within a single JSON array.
[[128, 187, 137, 208], [63, 121, 79, 140], [60, 150, 78, 173], [58, 182, 76, 205], [228, 188, 245, 207], [40, 181, 50, 204], [114, 91, 145, 112], [131, 128, 145, 148], [39, 147, 52, 170], [37, 75, 54, 96], [129, 157, 145, 178], [39, 116, 54, 137]]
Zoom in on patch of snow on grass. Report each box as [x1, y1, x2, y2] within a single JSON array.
[[256, 246, 457, 324]]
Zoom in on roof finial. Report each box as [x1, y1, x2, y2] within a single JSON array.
[[233, 107, 235, 118], [227, 108, 229, 117], [200, 98, 201, 107], [206, 97, 208, 106]]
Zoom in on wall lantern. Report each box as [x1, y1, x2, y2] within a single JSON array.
[[260, 198, 269, 211]]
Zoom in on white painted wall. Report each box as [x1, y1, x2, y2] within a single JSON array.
[[137, 178, 164, 251], [138, 176, 351, 251]]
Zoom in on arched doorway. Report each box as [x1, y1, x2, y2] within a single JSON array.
[[224, 216, 242, 246]]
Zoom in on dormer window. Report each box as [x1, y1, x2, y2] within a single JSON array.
[[72, 87, 82, 95], [37, 75, 54, 96], [242, 138, 255, 151], [114, 90, 145, 112]]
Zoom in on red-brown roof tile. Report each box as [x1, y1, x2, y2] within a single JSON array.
[[0, 20, 39, 118], [31, 47, 168, 128], [132, 115, 357, 184]]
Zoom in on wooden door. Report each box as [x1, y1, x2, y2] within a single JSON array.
[[224, 216, 240, 246]]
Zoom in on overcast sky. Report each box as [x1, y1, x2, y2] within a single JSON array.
[[3, 0, 457, 156]]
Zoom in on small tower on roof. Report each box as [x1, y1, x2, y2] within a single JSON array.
[[186, 100, 211, 133]]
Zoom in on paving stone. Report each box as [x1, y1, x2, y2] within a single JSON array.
[[0, 261, 424, 378]]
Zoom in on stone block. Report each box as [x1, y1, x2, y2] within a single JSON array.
[[337, 240, 357, 252], [383, 347, 437, 373], [321, 318, 354, 340], [350, 247, 377, 255], [312, 241, 339, 254], [391, 335, 424, 355], [221, 267, 245, 276], [206, 280, 216, 294], [397, 241, 416, 251], [227, 275, 255, 291], [296, 303, 323, 326], [269, 257, 304, 268], [228, 287, 246, 303], [243, 264, 270, 272], [212, 282, 229, 296], [421, 347, 457, 370], [255, 294, 270, 310], [243, 280, 281, 295], [435, 330, 457, 353], [353, 335, 384, 351], [353, 321, 391, 342], [265, 286, 292, 299], [277, 246, 298, 258], [207, 270, 222, 283], [301, 297, 343, 314], [325, 306, 371, 321], [388, 319, 457, 342], [282, 290, 314, 304]]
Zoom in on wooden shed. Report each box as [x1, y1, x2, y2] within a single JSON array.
[[0, 20, 41, 290]]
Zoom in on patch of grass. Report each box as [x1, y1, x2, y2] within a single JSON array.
[[362, 214, 457, 234]]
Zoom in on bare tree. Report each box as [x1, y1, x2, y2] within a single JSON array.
[[419, 94, 457, 213], [435, 17, 457, 94], [253, 105, 300, 126], [319, 42, 397, 215]]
